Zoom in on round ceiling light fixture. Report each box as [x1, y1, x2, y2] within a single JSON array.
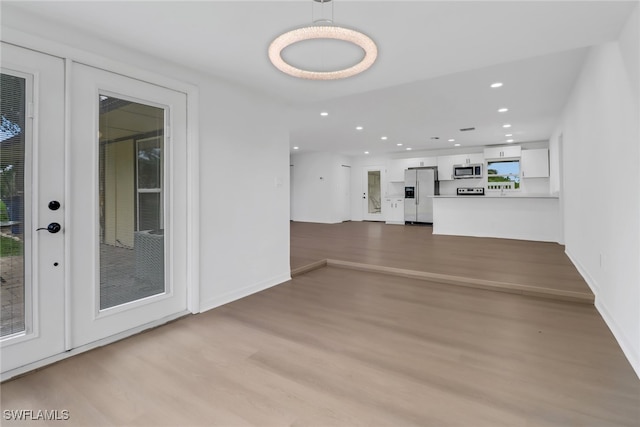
[[268, 0, 377, 80]]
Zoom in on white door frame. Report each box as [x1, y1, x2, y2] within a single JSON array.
[[0, 44, 66, 376], [70, 63, 190, 348], [0, 32, 200, 380], [362, 166, 384, 221]]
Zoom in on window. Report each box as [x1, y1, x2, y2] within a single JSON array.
[[487, 160, 520, 190]]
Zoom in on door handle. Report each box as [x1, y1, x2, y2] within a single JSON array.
[[36, 222, 61, 233]]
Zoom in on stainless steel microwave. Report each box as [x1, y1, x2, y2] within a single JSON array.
[[453, 164, 483, 179]]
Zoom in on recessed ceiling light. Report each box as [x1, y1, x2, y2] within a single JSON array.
[[490, 82, 503, 88], [396, 143, 403, 146], [356, 126, 363, 130], [503, 124, 512, 128], [454, 143, 461, 147], [293, 146, 299, 150], [320, 112, 329, 116], [505, 134, 513, 137], [381, 136, 388, 140], [506, 139, 514, 143], [498, 108, 509, 113], [364, 151, 370, 154], [448, 139, 455, 142], [406, 147, 412, 151]]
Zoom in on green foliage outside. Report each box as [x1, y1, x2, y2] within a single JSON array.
[[0, 236, 22, 257], [0, 199, 8, 222], [488, 175, 520, 189]]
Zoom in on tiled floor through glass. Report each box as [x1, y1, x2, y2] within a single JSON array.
[[0, 234, 24, 337], [0, 243, 165, 334], [99, 243, 165, 309]]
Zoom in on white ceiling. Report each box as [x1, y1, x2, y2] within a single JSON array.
[[4, 1, 637, 156]]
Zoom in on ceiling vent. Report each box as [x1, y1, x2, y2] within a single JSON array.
[[460, 127, 476, 132]]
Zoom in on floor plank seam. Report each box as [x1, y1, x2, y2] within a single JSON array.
[[292, 259, 595, 305]]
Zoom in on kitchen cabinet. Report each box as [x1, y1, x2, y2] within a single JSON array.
[[387, 157, 437, 182], [387, 159, 411, 182], [484, 145, 521, 159], [521, 148, 549, 178], [436, 153, 484, 180], [384, 198, 405, 224]]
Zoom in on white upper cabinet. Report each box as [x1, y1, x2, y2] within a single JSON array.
[[484, 145, 521, 159], [436, 153, 484, 181], [521, 148, 549, 178], [387, 157, 437, 182], [387, 159, 411, 182]]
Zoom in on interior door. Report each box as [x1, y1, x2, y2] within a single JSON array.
[[363, 167, 383, 221], [69, 63, 189, 348], [0, 43, 65, 373]]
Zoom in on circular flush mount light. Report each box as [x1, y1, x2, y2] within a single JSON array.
[[269, 26, 378, 80], [490, 82, 503, 88]]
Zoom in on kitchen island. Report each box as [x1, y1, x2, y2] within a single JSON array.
[[432, 194, 561, 243]]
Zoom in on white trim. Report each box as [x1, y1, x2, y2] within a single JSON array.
[[595, 298, 640, 379], [63, 58, 72, 351], [2, 27, 200, 314], [199, 273, 291, 313], [186, 90, 200, 314], [565, 249, 640, 379], [564, 248, 599, 295], [0, 310, 190, 382]]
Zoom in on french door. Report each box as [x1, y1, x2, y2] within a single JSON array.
[[69, 63, 188, 348], [1, 44, 189, 376], [0, 43, 66, 373]]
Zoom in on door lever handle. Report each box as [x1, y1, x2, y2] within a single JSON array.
[[36, 223, 61, 233]]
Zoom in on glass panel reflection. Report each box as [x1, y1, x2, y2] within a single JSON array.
[[367, 170, 381, 214], [99, 95, 165, 309], [0, 73, 26, 336]]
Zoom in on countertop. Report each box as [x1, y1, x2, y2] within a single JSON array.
[[433, 194, 559, 199]]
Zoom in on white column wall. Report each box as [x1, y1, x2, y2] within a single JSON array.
[[551, 5, 640, 377]]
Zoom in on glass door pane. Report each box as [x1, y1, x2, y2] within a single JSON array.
[[0, 73, 26, 337], [367, 170, 381, 214], [99, 95, 165, 310]]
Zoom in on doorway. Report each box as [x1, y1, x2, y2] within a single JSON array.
[[363, 166, 384, 221], [0, 44, 191, 376]]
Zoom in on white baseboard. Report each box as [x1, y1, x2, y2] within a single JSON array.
[[565, 249, 599, 295], [565, 249, 640, 379], [595, 298, 640, 379], [198, 273, 291, 313]]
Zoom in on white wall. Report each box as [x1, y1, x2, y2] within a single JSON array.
[[551, 5, 640, 377], [198, 80, 290, 311], [2, 6, 292, 313], [290, 152, 351, 223]]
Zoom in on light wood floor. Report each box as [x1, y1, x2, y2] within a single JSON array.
[[2, 221, 638, 426], [291, 221, 594, 302]]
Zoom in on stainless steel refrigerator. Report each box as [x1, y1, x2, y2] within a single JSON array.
[[404, 167, 439, 224]]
